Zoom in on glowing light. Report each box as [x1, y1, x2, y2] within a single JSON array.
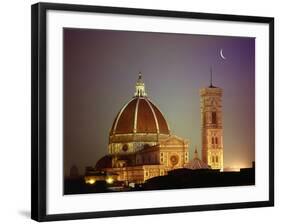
[[106, 177, 114, 184], [224, 167, 240, 172], [86, 178, 96, 184]]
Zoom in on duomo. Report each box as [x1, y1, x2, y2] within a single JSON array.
[[85, 72, 224, 184]]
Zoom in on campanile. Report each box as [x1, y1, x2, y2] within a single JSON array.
[[200, 70, 223, 170]]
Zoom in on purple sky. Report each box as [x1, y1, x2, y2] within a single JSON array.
[[63, 28, 255, 176]]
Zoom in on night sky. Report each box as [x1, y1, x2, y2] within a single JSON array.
[[63, 28, 255, 176]]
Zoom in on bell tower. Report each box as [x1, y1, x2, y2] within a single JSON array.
[[200, 68, 223, 170]]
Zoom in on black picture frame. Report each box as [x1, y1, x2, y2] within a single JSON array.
[[31, 2, 274, 222]]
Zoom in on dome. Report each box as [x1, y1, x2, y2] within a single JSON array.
[[95, 155, 113, 169], [185, 148, 210, 170], [108, 73, 171, 147], [110, 73, 170, 136], [185, 158, 210, 170], [110, 97, 170, 135], [95, 154, 136, 169]]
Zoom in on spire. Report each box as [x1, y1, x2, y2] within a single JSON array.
[[134, 72, 147, 97], [208, 66, 217, 88], [209, 66, 213, 87], [138, 72, 142, 80], [194, 146, 198, 159]]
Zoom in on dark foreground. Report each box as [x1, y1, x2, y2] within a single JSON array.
[[64, 167, 255, 195]]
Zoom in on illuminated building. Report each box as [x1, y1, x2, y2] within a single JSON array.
[[93, 70, 225, 185], [185, 147, 210, 170], [200, 69, 224, 170], [95, 73, 189, 183]]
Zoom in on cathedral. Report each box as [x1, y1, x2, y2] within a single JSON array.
[[92, 72, 224, 184]]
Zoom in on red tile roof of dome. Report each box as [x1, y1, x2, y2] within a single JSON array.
[[110, 97, 170, 135], [110, 73, 170, 136]]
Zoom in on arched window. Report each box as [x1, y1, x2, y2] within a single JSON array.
[[212, 156, 215, 163], [144, 144, 150, 149], [216, 156, 219, 163], [212, 112, 217, 124]]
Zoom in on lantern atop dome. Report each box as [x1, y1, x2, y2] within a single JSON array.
[[134, 72, 147, 97]]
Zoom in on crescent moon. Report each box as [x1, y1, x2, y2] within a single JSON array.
[[220, 49, 226, 60]]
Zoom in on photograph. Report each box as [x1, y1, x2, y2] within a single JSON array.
[[63, 28, 255, 194], [31, 2, 274, 221], [0, 0, 277, 223]]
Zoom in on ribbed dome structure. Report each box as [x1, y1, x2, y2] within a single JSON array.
[[110, 73, 170, 137], [110, 97, 170, 135], [108, 72, 170, 152]]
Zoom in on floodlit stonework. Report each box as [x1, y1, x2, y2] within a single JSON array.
[[200, 75, 224, 170], [94, 71, 224, 184], [95, 73, 189, 183]]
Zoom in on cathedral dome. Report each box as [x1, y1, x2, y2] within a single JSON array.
[[110, 73, 170, 136], [110, 97, 170, 135]]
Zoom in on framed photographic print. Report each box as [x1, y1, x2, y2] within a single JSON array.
[[31, 2, 274, 222]]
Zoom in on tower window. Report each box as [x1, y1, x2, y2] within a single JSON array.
[[212, 112, 217, 124], [122, 144, 128, 152]]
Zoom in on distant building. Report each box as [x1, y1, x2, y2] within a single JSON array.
[[69, 165, 79, 178], [185, 147, 210, 170], [200, 70, 224, 170], [95, 73, 189, 183]]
